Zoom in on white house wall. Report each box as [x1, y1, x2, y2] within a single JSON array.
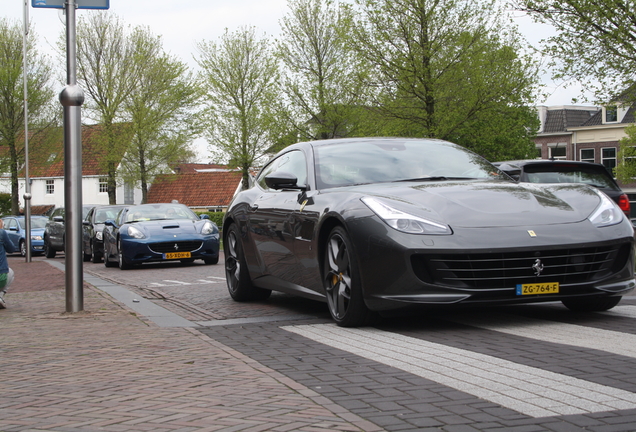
[[13, 176, 143, 210]]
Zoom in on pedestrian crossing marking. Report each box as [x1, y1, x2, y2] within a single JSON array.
[[283, 323, 636, 418]]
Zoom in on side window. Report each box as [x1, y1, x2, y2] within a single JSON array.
[[6, 219, 17, 230], [256, 150, 308, 190], [256, 158, 280, 190], [277, 150, 307, 187]]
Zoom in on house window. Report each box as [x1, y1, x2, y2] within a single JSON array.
[[580, 149, 595, 163], [124, 182, 135, 205], [99, 177, 108, 193], [605, 106, 618, 123], [602, 147, 617, 171], [549, 146, 566, 160], [46, 179, 54, 195]]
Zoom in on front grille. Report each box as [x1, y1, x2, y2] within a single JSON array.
[[411, 243, 631, 289], [149, 241, 203, 254]]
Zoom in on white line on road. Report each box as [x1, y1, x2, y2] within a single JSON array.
[[162, 280, 191, 285], [283, 323, 636, 418], [449, 306, 636, 359]]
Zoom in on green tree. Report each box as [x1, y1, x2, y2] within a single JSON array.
[[616, 124, 636, 184], [197, 27, 280, 189], [517, 0, 636, 103], [118, 27, 200, 203], [277, 0, 371, 140], [76, 12, 137, 204], [0, 18, 54, 214], [349, 0, 540, 160]]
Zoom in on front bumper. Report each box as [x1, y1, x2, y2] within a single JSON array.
[[348, 216, 636, 311], [121, 235, 220, 264]]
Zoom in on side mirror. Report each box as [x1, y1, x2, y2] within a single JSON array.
[[265, 171, 304, 190], [8, 226, 17, 231], [104, 219, 117, 228], [200, 214, 210, 220], [53, 216, 64, 223], [82, 220, 91, 226]]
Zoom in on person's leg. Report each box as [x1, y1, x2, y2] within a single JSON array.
[[0, 269, 12, 309]]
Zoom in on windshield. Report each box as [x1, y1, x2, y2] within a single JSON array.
[[313, 139, 503, 189], [124, 203, 198, 222], [95, 207, 125, 223], [18, 218, 48, 229]]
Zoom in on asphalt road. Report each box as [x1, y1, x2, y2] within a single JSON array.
[[41, 253, 636, 431]]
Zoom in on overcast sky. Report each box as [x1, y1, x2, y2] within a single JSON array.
[[5, 0, 588, 162]]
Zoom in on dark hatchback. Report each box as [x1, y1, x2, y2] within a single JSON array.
[[494, 160, 631, 218]]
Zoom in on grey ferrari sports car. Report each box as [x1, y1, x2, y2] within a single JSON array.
[[223, 137, 635, 327]]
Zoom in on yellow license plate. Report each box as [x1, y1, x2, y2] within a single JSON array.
[[163, 251, 191, 260], [516, 282, 559, 295]]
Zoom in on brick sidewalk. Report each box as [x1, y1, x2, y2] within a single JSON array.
[[0, 259, 378, 432]]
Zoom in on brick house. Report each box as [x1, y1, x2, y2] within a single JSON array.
[[534, 105, 600, 160]]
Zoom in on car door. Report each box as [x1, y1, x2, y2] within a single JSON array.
[[3, 218, 20, 252], [248, 150, 308, 287], [48, 207, 65, 249], [82, 207, 95, 255]]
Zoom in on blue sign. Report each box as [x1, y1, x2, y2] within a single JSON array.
[[32, 0, 109, 9]]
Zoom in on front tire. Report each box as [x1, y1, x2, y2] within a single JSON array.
[[19, 240, 26, 257], [44, 237, 56, 258], [225, 223, 270, 301], [562, 296, 622, 312], [323, 226, 372, 327], [117, 238, 132, 270], [91, 242, 101, 263]]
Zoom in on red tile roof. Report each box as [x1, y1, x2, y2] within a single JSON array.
[[147, 171, 242, 208], [16, 124, 128, 178], [173, 163, 229, 173]]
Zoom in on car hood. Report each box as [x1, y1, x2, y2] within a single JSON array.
[[30, 228, 45, 236], [349, 180, 602, 228], [129, 220, 201, 237]]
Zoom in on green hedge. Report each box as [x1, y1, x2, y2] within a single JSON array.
[[195, 211, 224, 228]]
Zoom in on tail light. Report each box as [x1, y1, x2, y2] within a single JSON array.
[[618, 193, 631, 217]]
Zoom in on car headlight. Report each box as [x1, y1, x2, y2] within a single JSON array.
[[589, 190, 623, 227], [201, 221, 217, 235], [31, 235, 42, 241], [127, 225, 146, 239], [361, 197, 452, 235], [95, 231, 103, 241]]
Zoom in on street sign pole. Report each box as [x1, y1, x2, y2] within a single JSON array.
[[33, 0, 109, 313], [23, 0, 32, 263], [59, 0, 84, 313]]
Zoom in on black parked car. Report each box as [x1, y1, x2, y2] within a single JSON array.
[[82, 205, 127, 263], [44, 204, 99, 258], [224, 137, 635, 327], [493, 160, 631, 218]]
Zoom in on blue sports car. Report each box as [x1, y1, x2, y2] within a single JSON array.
[[2, 215, 49, 257], [102, 203, 220, 269]]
